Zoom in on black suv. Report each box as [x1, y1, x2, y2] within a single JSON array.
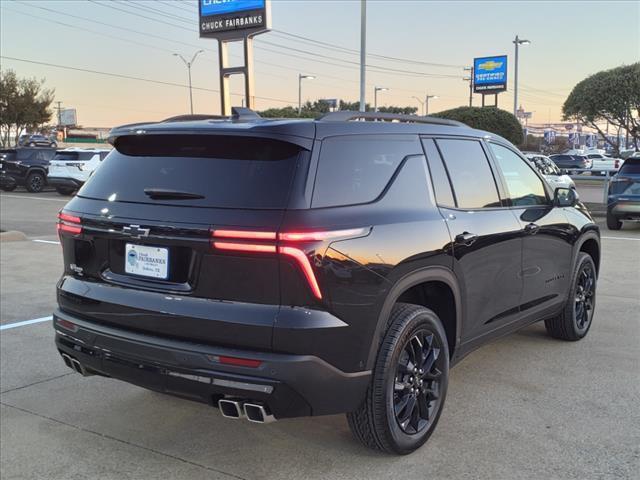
[[54, 110, 600, 454], [0, 147, 57, 192]]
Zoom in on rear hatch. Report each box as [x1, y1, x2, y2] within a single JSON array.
[[57, 133, 311, 350], [48, 151, 99, 182]]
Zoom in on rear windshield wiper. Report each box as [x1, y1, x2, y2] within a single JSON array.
[[143, 188, 205, 200]]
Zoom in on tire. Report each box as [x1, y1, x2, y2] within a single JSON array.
[[544, 252, 597, 341], [0, 184, 17, 192], [56, 187, 75, 196], [606, 211, 622, 230], [347, 303, 449, 454], [25, 171, 45, 193]]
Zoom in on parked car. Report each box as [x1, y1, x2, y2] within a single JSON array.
[[0, 147, 57, 192], [606, 157, 640, 230], [54, 109, 600, 455], [47, 148, 111, 195], [549, 154, 592, 174], [525, 154, 576, 190], [18, 134, 57, 148], [585, 153, 622, 176]]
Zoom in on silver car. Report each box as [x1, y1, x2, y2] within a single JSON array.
[[526, 154, 576, 190]]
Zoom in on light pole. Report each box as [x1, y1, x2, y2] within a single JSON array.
[[513, 35, 530, 116], [359, 0, 367, 112], [298, 74, 315, 116], [412, 96, 425, 116], [425, 94, 438, 115], [374, 87, 388, 112], [173, 50, 204, 115], [463, 66, 473, 107]]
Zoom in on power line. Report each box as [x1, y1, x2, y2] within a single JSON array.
[[0, 56, 298, 105]]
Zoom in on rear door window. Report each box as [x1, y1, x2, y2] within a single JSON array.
[[312, 135, 420, 208], [422, 139, 455, 208], [78, 135, 304, 209], [435, 138, 501, 209]]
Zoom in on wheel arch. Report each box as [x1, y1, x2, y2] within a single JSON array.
[[575, 231, 600, 276], [366, 266, 462, 369]]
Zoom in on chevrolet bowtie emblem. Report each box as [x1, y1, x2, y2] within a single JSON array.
[[122, 225, 150, 238]]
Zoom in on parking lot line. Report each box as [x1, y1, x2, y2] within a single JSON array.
[[32, 239, 60, 245], [0, 194, 68, 202], [601, 236, 640, 241], [0, 316, 52, 331]]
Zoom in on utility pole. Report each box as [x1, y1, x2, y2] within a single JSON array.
[[55, 101, 63, 128], [359, 0, 366, 112], [463, 66, 473, 107], [412, 96, 425, 115], [173, 50, 204, 115], [513, 35, 531, 116]]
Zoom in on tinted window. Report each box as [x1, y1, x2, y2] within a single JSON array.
[[619, 159, 640, 174], [423, 139, 455, 207], [79, 135, 303, 209], [436, 139, 500, 209], [312, 135, 419, 208], [53, 152, 79, 161], [490, 143, 548, 206], [99, 152, 110, 161]]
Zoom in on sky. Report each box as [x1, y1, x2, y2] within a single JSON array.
[[1, 0, 639, 127]]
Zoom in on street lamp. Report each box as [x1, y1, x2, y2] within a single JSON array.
[[425, 94, 438, 115], [298, 74, 315, 115], [513, 35, 531, 116], [412, 96, 425, 116], [173, 50, 204, 115], [374, 86, 388, 112]]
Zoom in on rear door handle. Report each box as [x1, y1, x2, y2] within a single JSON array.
[[524, 223, 540, 235], [454, 232, 478, 246]]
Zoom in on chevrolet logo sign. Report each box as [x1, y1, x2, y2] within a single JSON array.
[[478, 60, 504, 71], [122, 225, 150, 238]]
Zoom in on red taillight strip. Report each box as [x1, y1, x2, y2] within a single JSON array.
[[212, 229, 277, 240], [212, 242, 276, 253], [278, 227, 369, 242], [279, 246, 322, 299], [57, 212, 82, 235]]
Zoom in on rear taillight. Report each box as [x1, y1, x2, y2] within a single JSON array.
[[210, 227, 369, 300], [614, 160, 620, 169], [57, 212, 82, 235]]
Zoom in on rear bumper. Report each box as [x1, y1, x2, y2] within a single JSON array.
[[47, 177, 83, 189], [53, 309, 371, 418], [609, 200, 640, 219]]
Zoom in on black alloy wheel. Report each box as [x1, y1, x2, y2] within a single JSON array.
[[574, 261, 596, 333], [26, 172, 45, 193], [393, 330, 444, 435]]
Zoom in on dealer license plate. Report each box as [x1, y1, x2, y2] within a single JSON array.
[[124, 244, 169, 279]]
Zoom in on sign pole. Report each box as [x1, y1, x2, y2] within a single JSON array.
[[359, 0, 367, 112], [244, 36, 255, 110]]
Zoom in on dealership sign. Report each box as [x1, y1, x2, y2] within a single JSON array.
[[199, 0, 270, 37], [473, 55, 508, 94]]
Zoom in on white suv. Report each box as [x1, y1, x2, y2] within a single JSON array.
[[47, 148, 111, 195]]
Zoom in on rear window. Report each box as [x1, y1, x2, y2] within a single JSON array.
[[54, 152, 79, 161], [619, 159, 640, 175], [312, 135, 420, 208], [78, 135, 303, 209]]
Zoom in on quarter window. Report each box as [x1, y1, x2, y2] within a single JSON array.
[[435, 139, 501, 209], [312, 135, 419, 208], [490, 143, 548, 206], [423, 139, 455, 207]]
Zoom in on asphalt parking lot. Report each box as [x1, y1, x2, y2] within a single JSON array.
[[1, 191, 639, 480]]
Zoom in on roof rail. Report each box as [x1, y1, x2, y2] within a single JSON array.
[[317, 110, 464, 127], [161, 114, 227, 123]]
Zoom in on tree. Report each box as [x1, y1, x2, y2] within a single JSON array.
[[258, 100, 417, 119], [433, 106, 524, 145], [0, 70, 55, 147], [562, 63, 640, 153]]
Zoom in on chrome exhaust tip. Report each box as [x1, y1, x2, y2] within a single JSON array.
[[218, 399, 244, 419], [61, 352, 93, 376], [60, 353, 74, 369], [243, 402, 275, 424]]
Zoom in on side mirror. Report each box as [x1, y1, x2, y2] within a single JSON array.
[[554, 187, 578, 207]]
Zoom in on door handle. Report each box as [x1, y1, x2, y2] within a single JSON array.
[[524, 223, 540, 235], [454, 232, 478, 246]]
